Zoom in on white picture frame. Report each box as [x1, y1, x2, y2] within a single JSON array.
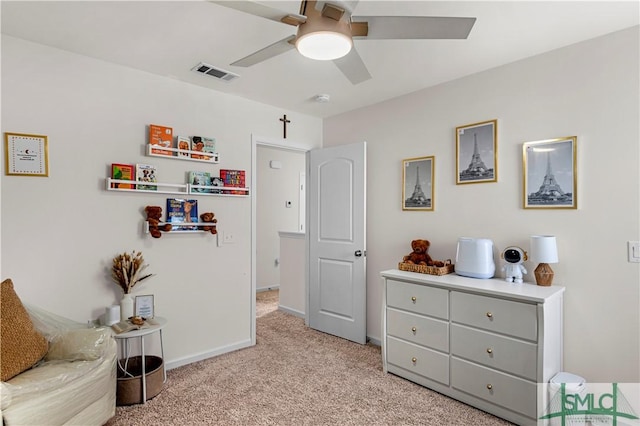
[[134, 294, 155, 318]]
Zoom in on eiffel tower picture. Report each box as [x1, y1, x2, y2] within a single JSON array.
[[528, 152, 572, 206], [456, 120, 497, 184], [403, 158, 433, 210], [459, 133, 494, 182]]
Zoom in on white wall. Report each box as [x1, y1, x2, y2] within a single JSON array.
[[0, 36, 322, 367], [256, 145, 306, 290], [324, 27, 640, 382]]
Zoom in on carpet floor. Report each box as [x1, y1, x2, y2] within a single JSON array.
[[107, 290, 512, 425]]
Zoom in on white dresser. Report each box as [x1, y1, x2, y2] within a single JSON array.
[[380, 269, 565, 426]]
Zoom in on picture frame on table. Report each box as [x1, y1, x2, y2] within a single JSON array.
[[523, 136, 577, 209], [456, 119, 497, 184], [5, 132, 49, 177], [134, 294, 155, 318], [402, 156, 434, 211]]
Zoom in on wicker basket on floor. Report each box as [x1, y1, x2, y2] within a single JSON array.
[[398, 259, 454, 276]]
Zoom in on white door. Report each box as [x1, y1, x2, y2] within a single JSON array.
[[307, 142, 366, 344]]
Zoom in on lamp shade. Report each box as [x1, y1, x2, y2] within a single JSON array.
[[530, 235, 559, 264]]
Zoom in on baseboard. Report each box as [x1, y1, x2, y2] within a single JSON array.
[[367, 336, 381, 347], [278, 305, 304, 318], [165, 338, 253, 370]]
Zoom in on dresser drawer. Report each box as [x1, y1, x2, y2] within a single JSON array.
[[450, 324, 537, 380], [387, 308, 449, 352], [451, 292, 537, 341], [387, 336, 449, 385], [387, 280, 448, 319], [451, 358, 537, 419]]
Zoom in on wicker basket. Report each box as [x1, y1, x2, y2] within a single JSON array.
[[398, 259, 454, 276], [117, 355, 164, 406]]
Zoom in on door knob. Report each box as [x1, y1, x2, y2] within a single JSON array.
[[355, 250, 363, 257]]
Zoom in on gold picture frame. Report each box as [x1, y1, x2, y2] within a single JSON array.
[[5, 132, 49, 177], [456, 119, 497, 184], [402, 156, 434, 211], [523, 136, 577, 209]]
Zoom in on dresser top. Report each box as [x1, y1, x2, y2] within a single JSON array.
[[381, 269, 565, 303]]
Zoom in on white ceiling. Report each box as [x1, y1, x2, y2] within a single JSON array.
[[2, 1, 638, 118]]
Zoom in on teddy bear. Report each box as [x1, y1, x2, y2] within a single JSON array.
[[403, 239, 445, 267], [199, 212, 218, 235], [145, 205, 172, 238]]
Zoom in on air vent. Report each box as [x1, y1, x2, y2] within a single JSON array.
[[191, 62, 239, 82]]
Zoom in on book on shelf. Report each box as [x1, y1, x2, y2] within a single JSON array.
[[111, 163, 135, 189], [166, 198, 198, 230], [149, 124, 174, 156], [201, 137, 216, 160], [211, 176, 224, 194], [220, 169, 247, 194], [177, 135, 191, 158], [191, 136, 204, 159], [136, 163, 157, 191], [188, 171, 212, 193]]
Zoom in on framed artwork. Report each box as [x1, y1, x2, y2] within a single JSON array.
[[402, 156, 434, 211], [134, 294, 155, 318], [456, 120, 497, 184], [4, 132, 49, 177], [523, 136, 577, 209]]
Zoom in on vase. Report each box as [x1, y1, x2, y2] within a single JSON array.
[[120, 293, 134, 321]]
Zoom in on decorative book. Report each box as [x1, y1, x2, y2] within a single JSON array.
[[177, 136, 191, 158], [149, 124, 174, 156], [220, 169, 246, 194], [166, 198, 198, 231], [111, 163, 135, 189], [191, 136, 204, 159], [201, 137, 216, 160], [188, 171, 212, 193], [136, 164, 157, 191]]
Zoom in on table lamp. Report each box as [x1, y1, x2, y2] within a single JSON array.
[[530, 235, 558, 286]]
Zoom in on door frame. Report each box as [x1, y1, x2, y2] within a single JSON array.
[[250, 134, 314, 345]]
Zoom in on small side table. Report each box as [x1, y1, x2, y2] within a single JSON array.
[[114, 317, 167, 404]]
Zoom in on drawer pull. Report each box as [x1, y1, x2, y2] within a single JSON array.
[[411, 327, 417, 334], [411, 296, 417, 303], [486, 384, 493, 390], [486, 348, 493, 354], [486, 312, 493, 318], [411, 357, 417, 364]]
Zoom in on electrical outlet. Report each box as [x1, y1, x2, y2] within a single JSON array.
[[223, 231, 235, 244]]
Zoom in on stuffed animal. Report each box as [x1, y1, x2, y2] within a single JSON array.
[[501, 246, 528, 283], [403, 239, 445, 267], [200, 212, 218, 235], [145, 205, 172, 238]]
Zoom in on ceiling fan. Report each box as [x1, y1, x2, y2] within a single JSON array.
[[211, 0, 476, 85]]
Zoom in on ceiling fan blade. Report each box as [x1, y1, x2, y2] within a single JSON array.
[[231, 35, 296, 67], [333, 48, 371, 85], [351, 16, 476, 39], [209, 1, 306, 26]]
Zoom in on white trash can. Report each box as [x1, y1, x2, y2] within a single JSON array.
[[547, 372, 587, 425]]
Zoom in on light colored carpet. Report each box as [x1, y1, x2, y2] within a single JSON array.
[[107, 290, 512, 425]]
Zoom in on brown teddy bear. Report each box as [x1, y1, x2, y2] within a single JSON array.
[[200, 212, 217, 235], [403, 239, 444, 267], [145, 205, 172, 238]]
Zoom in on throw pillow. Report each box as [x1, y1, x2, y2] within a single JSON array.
[[1, 279, 49, 381], [45, 327, 111, 362]]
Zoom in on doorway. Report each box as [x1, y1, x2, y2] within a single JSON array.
[[251, 135, 310, 345]]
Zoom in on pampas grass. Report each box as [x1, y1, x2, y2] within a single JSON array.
[[111, 250, 154, 294]]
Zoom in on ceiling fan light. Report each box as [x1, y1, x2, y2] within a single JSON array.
[[296, 31, 352, 61]]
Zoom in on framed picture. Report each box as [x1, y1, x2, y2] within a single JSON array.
[[4, 132, 49, 177], [402, 156, 434, 211], [523, 136, 577, 209], [134, 294, 155, 318], [456, 120, 497, 184]]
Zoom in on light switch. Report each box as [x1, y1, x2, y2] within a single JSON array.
[[628, 241, 640, 263], [285, 201, 292, 208]]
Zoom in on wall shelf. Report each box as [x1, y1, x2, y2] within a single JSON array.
[[106, 178, 249, 197], [146, 145, 220, 164], [143, 221, 217, 235]]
